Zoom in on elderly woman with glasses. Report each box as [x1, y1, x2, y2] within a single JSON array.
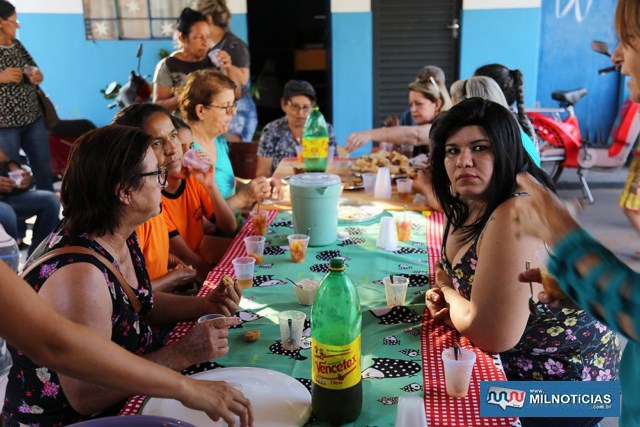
[[1, 125, 248, 426], [180, 69, 278, 212], [255, 80, 337, 177]]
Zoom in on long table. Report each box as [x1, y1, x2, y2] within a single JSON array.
[[121, 207, 518, 426]]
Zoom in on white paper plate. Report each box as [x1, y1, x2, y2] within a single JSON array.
[[141, 367, 311, 427], [338, 199, 385, 223]]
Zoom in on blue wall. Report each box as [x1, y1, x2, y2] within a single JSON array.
[[18, 12, 247, 127], [459, 7, 542, 106], [537, 0, 618, 142], [331, 12, 372, 157]]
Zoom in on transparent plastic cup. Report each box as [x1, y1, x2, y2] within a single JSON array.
[[8, 170, 23, 186], [277, 310, 306, 350], [442, 347, 476, 397], [293, 278, 320, 305], [232, 256, 256, 289], [396, 219, 412, 242], [396, 178, 413, 202], [362, 173, 376, 195], [197, 313, 225, 324], [182, 149, 211, 172], [383, 275, 409, 307], [250, 210, 269, 236], [243, 235, 266, 265], [287, 234, 310, 263]]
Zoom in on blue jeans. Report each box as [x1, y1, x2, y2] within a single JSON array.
[[228, 92, 258, 141], [0, 190, 60, 255], [0, 117, 53, 191]]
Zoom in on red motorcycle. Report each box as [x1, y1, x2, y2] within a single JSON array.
[[526, 41, 640, 204], [102, 43, 152, 109]]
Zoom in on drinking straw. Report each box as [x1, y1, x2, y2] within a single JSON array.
[[390, 275, 394, 284], [454, 343, 461, 360]]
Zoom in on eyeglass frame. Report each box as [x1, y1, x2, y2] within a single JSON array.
[[205, 102, 238, 115], [286, 101, 314, 114], [131, 166, 168, 186], [1, 17, 19, 26]]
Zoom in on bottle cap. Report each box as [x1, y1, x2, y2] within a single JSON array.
[[328, 258, 345, 271]]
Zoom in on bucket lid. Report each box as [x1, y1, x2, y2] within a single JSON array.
[[289, 172, 341, 188]]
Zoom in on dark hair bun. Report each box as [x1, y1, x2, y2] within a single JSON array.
[[177, 7, 207, 34]]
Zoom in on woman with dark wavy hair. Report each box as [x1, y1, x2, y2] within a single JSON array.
[[426, 98, 620, 427], [2, 125, 247, 426]]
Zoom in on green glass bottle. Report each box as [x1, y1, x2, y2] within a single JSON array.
[[302, 107, 330, 172], [311, 258, 362, 425]]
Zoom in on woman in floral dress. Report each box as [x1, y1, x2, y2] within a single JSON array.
[[1, 125, 248, 426], [425, 98, 620, 427]]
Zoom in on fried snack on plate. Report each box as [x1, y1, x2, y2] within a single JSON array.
[[350, 150, 413, 176]]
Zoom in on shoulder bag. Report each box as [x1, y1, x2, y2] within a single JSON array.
[[20, 246, 142, 313], [35, 86, 61, 130]]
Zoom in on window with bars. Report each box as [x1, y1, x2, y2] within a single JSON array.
[[82, 0, 192, 40]]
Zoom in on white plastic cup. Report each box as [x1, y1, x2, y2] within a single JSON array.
[[182, 149, 211, 172], [22, 66, 38, 78], [362, 173, 376, 195], [442, 347, 476, 397], [374, 167, 392, 199], [377, 216, 398, 251], [395, 396, 429, 427], [292, 278, 320, 305], [383, 275, 409, 307], [328, 145, 335, 167], [8, 170, 23, 186], [277, 310, 306, 350], [232, 256, 256, 289], [208, 48, 222, 67]]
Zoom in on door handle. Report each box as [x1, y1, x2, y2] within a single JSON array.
[[447, 18, 460, 39]]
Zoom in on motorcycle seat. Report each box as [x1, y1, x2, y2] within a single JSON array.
[[551, 88, 588, 106]]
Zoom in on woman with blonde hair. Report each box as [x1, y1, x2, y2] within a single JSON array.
[[193, 0, 257, 142], [346, 77, 451, 154]]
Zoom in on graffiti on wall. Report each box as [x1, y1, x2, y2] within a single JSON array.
[[556, 0, 593, 23]]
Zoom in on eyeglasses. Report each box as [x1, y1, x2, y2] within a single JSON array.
[[206, 102, 238, 115], [287, 102, 313, 114], [132, 166, 168, 186], [2, 18, 19, 26]]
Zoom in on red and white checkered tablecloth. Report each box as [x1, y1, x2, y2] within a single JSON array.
[[422, 210, 517, 427], [420, 313, 518, 427], [424, 211, 445, 286]]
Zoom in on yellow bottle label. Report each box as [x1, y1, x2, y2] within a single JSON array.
[[302, 137, 329, 158], [311, 335, 361, 390]]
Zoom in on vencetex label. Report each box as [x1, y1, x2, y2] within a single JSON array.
[[311, 335, 361, 389], [302, 137, 329, 158]]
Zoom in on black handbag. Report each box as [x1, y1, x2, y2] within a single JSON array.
[[35, 86, 61, 130]]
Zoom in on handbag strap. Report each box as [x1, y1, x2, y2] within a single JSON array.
[[20, 246, 142, 314]]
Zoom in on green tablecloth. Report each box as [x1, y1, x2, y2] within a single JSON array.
[[216, 210, 430, 426]]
